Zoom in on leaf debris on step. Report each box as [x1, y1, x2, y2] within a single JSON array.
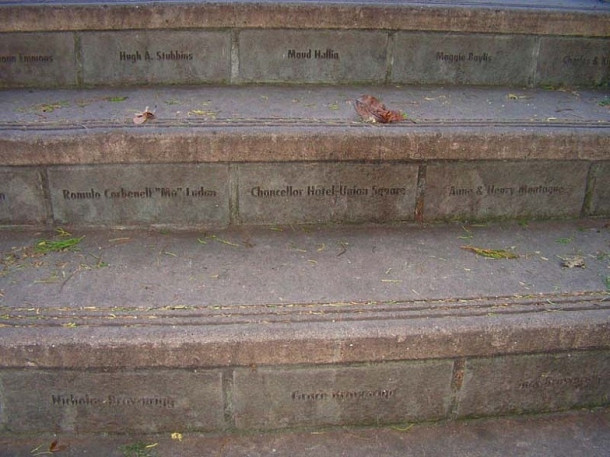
[[461, 245, 519, 259], [560, 255, 586, 268], [354, 95, 413, 124], [133, 106, 156, 124]]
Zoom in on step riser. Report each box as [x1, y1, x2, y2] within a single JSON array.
[[1, 29, 608, 88], [1, 160, 608, 227], [1, 351, 608, 433]]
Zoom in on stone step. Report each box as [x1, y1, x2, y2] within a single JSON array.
[[0, 0, 608, 88], [1, 85, 609, 228], [0, 220, 609, 434], [1, 407, 609, 456]]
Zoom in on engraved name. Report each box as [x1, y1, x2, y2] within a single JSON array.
[[448, 184, 565, 197], [562, 55, 609, 67], [436, 51, 492, 63], [52, 394, 175, 408], [119, 50, 194, 63], [250, 185, 406, 198], [287, 49, 340, 60], [519, 375, 602, 390], [291, 388, 396, 401], [0, 54, 54, 64], [61, 187, 217, 200], [0, 192, 5, 202]]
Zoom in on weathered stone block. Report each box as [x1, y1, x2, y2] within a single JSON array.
[[238, 30, 388, 83], [233, 361, 454, 429], [589, 162, 610, 216], [537, 37, 609, 87], [0, 369, 224, 433], [392, 33, 537, 86], [0, 167, 47, 225], [456, 351, 610, 417], [0, 32, 76, 87], [81, 31, 230, 85], [237, 162, 418, 224], [48, 164, 229, 227], [424, 161, 589, 220]]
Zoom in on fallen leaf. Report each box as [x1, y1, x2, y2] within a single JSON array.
[[171, 432, 183, 441], [133, 106, 155, 124], [560, 255, 586, 268], [354, 95, 407, 124], [49, 439, 68, 453], [461, 245, 519, 259]]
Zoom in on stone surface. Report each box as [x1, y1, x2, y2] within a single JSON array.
[[237, 162, 418, 224], [537, 37, 610, 87], [0, 167, 47, 225], [0, 32, 76, 87], [1, 407, 609, 457], [238, 30, 388, 83], [392, 33, 536, 86], [457, 351, 610, 417], [47, 164, 230, 227], [81, 31, 230, 85], [0, 369, 224, 433], [233, 361, 454, 429], [1, 0, 608, 37], [589, 162, 610, 216], [424, 161, 590, 221]]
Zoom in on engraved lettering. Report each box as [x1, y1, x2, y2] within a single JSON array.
[[156, 50, 194, 61], [62, 189, 102, 200], [436, 51, 465, 63], [291, 389, 396, 401], [287, 49, 339, 60], [0, 55, 17, 64], [436, 51, 491, 63], [519, 376, 602, 390], [287, 49, 311, 59], [18, 54, 53, 63], [0, 192, 6, 202], [307, 185, 368, 197], [119, 51, 141, 63], [52, 393, 175, 408]]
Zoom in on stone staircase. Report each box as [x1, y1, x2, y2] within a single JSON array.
[[0, 0, 609, 438]]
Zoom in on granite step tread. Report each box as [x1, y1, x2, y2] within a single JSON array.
[[1, 85, 609, 166], [0, 221, 608, 433], [1, 219, 608, 368], [2, 0, 608, 35]]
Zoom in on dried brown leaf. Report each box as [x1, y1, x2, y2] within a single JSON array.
[[354, 95, 405, 124], [133, 106, 155, 124]]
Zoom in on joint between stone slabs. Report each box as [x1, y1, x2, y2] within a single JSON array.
[[448, 357, 466, 419], [385, 31, 395, 84], [222, 368, 236, 429], [74, 32, 84, 87], [229, 163, 240, 225], [38, 166, 55, 228], [230, 29, 239, 84]]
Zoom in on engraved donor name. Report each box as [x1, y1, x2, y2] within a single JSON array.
[[62, 187, 217, 200], [449, 184, 565, 197], [519, 375, 601, 390], [436, 51, 492, 63], [287, 49, 340, 60], [250, 185, 406, 198], [119, 50, 194, 63], [291, 388, 396, 401], [0, 54, 54, 64], [562, 55, 609, 66], [52, 394, 175, 408]]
